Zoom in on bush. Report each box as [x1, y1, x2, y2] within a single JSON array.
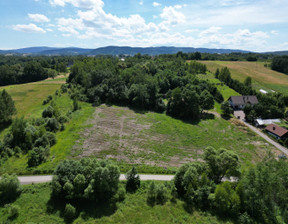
[[58, 115, 69, 124], [147, 182, 169, 205], [125, 166, 140, 193], [9, 204, 20, 218], [0, 173, 22, 203], [117, 186, 126, 201], [27, 146, 50, 167], [44, 132, 57, 146], [64, 203, 76, 222], [45, 118, 60, 132], [42, 106, 54, 118]]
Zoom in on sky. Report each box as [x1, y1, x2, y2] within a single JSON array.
[[0, 0, 288, 52]]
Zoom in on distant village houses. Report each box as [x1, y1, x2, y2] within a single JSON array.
[[228, 96, 258, 110]]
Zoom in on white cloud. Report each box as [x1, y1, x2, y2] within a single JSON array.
[[139, 0, 143, 5], [159, 5, 186, 30], [49, 0, 104, 9], [13, 23, 46, 33], [153, 2, 161, 7], [271, 30, 279, 35], [28, 13, 50, 23], [199, 26, 222, 37]]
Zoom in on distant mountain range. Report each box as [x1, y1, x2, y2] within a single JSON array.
[[0, 46, 287, 56]]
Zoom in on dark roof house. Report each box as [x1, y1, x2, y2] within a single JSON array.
[[265, 124, 288, 139], [228, 96, 258, 109]]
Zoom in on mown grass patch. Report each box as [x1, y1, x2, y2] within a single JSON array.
[[201, 61, 288, 95], [0, 182, 233, 224]]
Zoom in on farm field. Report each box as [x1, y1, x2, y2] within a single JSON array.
[[0, 182, 234, 224], [72, 104, 279, 172], [200, 61, 288, 95]]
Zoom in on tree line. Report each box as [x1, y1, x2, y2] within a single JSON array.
[[0, 56, 70, 86], [271, 56, 288, 75]]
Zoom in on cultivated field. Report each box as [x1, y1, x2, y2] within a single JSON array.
[[201, 61, 288, 95], [73, 105, 279, 171]]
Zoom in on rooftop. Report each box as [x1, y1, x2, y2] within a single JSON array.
[[265, 124, 288, 138]]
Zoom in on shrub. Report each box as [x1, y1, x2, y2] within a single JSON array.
[[45, 118, 60, 132], [0, 173, 22, 203], [125, 166, 140, 193], [64, 203, 76, 222], [9, 204, 20, 218], [117, 186, 126, 201], [147, 182, 169, 205], [27, 146, 50, 167], [58, 115, 69, 124], [44, 132, 57, 146], [42, 106, 54, 118]]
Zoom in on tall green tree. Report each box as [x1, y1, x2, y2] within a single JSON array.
[[199, 90, 214, 113], [204, 146, 239, 184], [0, 90, 16, 124]]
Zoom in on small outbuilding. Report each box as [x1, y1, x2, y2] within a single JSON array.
[[228, 96, 258, 110], [255, 118, 281, 127], [265, 124, 288, 140]]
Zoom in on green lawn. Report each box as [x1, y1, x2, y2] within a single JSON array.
[[201, 61, 288, 95], [0, 182, 234, 224]]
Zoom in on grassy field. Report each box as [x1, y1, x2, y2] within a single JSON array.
[[0, 94, 95, 175], [74, 105, 279, 172], [0, 182, 234, 224], [0, 75, 67, 119], [201, 61, 288, 95]]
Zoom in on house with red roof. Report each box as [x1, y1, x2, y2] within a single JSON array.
[[265, 124, 288, 140]]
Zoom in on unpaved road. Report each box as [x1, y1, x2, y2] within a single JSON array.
[[13, 174, 174, 185]]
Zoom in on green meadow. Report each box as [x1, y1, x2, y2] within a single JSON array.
[[201, 61, 288, 95], [0, 182, 234, 224]]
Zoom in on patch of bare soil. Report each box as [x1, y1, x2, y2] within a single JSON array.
[[75, 105, 190, 167]]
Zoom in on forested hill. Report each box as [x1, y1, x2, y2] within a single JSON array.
[[0, 46, 249, 56]]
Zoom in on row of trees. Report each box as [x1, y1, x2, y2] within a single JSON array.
[[271, 56, 288, 75], [0, 55, 71, 86]]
